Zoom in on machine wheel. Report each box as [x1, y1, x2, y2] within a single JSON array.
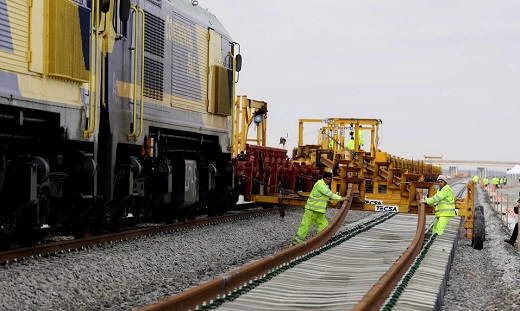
[[473, 218, 485, 250], [474, 210, 486, 240]]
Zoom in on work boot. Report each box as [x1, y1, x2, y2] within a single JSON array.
[[504, 239, 514, 246]]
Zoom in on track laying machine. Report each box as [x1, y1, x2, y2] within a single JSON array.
[[232, 96, 479, 243]]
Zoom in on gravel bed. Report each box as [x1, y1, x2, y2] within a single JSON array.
[[2, 190, 518, 311], [0, 208, 374, 310], [442, 189, 520, 310]]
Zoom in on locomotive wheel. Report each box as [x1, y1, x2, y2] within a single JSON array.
[[175, 210, 187, 223], [473, 218, 485, 250], [17, 232, 38, 248], [0, 147, 6, 193], [72, 221, 91, 239], [206, 197, 217, 217], [164, 212, 176, 224], [0, 235, 13, 251], [87, 221, 105, 236], [109, 219, 124, 233], [207, 208, 216, 218], [216, 195, 229, 216], [187, 208, 196, 221]]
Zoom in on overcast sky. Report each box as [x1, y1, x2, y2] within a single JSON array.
[[202, 1, 520, 163]]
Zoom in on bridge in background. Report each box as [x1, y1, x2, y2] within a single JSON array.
[[422, 159, 518, 168], [423, 158, 519, 177]]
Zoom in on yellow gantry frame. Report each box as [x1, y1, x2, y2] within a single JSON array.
[[231, 95, 268, 158], [296, 118, 381, 161]]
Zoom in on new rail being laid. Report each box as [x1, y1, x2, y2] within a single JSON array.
[[139, 181, 472, 311], [139, 184, 430, 311]]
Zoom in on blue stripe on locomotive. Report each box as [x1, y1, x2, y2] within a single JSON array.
[[0, 71, 21, 96], [78, 4, 91, 71], [0, 0, 14, 52]]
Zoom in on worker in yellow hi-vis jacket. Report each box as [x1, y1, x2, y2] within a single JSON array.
[[293, 172, 348, 244], [421, 175, 456, 235]]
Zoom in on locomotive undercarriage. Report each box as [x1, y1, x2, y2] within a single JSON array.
[[91, 125, 236, 235], [0, 105, 97, 244]]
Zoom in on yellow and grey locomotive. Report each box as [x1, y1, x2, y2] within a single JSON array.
[[0, 0, 241, 238]]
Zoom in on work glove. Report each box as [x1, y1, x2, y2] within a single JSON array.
[[340, 196, 349, 202], [420, 198, 426, 204]]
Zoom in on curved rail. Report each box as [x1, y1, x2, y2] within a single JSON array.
[[138, 185, 355, 311], [352, 202, 425, 310], [139, 180, 467, 310]]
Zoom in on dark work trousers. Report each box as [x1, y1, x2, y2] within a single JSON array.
[[510, 223, 518, 242]]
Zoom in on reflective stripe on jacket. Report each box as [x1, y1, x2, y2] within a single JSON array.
[[425, 184, 456, 216], [305, 179, 341, 213]]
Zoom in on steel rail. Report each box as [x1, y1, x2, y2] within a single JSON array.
[[138, 184, 355, 311], [0, 207, 284, 264], [351, 201, 426, 311], [354, 178, 465, 310]]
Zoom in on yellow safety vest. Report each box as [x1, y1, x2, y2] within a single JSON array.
[[305, 179, 341, 213], [426, 184, 456, 216]]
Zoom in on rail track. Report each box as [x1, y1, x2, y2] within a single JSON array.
[[139, 181, 469, 311], [0, 205, 285, 264]]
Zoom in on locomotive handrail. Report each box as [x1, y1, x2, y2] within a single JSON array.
[[128, 5, 145, 141], [229, 52, 237, 150], [134, 6, 146, 140], [84, 0, 101, 138], [128, 5, 138, 140]]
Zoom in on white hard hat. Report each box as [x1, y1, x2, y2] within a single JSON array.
[[437, 175, 447, 183]]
